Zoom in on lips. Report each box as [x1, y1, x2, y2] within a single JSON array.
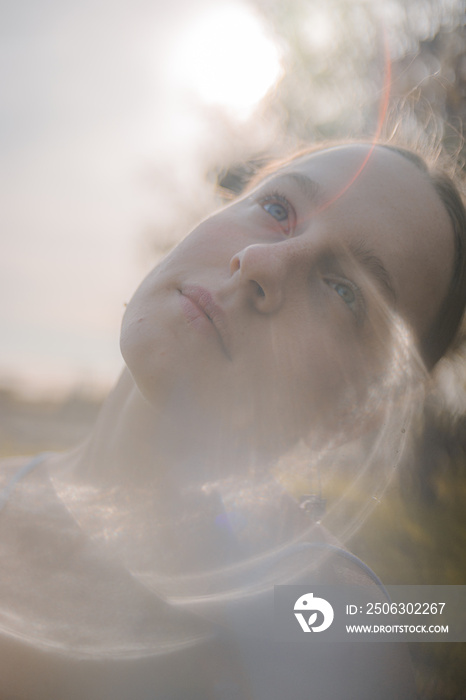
[[180, 284, 232, 360]]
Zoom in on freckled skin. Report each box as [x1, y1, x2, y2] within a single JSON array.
[[121, 144, 454, 459]]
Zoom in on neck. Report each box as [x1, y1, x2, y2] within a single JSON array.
[[62, 368, 264, 501]]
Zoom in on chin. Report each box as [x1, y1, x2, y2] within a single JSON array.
[[120, 329, 168, 408]]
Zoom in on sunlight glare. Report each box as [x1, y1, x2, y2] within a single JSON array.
[[168, 3, 282, 120], [303, 9, 337, 53]]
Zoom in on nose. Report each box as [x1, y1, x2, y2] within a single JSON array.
[[230, 243, 293, 313]]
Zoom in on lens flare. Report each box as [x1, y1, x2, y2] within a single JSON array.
[[315, 29, 392, 215]]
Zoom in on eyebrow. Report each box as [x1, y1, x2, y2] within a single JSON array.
[[276, 172, 323, 205], [258, 170, 322, 204], [350, 240, 397, 304], [287, 172, 322, 202]]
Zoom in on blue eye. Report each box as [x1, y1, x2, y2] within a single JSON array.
[[328, 280, 356, 305], [325, 277, 365, 322], [263, 199, 289, 222], [257, 190, 295, 234]]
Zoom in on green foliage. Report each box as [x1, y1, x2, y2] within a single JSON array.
[[348, 457, 466, 698]]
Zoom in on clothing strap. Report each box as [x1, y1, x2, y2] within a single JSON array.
[[0, 453, 49, 513], [279, 540, 390, 599]]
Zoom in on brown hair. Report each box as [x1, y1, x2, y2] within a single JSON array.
[[381, 144, 466, 369]]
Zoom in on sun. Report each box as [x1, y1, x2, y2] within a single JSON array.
[[168, 3, 282, 120]]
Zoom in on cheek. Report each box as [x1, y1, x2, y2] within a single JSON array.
[[120, 282, 151, 371], [120, 306, 170, 404], [119, 271, 184, 403]]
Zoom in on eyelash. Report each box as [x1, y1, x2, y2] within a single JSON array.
[[259, 190, 295, 234]]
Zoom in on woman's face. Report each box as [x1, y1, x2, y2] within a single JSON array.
[[121, 145, 454, 458]]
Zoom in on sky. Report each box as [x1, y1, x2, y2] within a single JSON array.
[[1, 0, 283, 397]]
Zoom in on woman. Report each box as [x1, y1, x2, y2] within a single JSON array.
[[1, 142, 465, 699]]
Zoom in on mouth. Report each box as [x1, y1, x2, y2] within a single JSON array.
[[179, 284, 232, 360]]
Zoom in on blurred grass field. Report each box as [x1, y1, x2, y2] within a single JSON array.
[[1, 386, 465, 698]]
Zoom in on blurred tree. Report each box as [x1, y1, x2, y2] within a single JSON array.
[[208, 0, 466, 190], [251, 0, 465, 145]]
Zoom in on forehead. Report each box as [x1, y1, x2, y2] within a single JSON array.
[[278, 144, 454, 340]]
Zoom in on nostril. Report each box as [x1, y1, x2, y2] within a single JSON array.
[[254, 281, 265, 298]]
